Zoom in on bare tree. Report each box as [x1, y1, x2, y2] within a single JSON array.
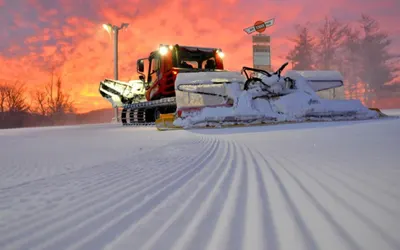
[[32, 89, 47, 116], [340, 26, 364, 99], [315, 16, 349, 70], [45, 75, 74, 117], [0, 83, 8, 112], [0, 81, 30, 113], [31, 71, 74, 121]]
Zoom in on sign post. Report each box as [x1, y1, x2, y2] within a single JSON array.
[[243, 18, 275, 71], [243, 18, 275, 35]]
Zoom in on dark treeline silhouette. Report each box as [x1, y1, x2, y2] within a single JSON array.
[[0, 73, 113, 129], [286, 14, 400, 107]]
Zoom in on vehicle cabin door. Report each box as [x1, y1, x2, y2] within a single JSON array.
[[147, 54, 161, 89]]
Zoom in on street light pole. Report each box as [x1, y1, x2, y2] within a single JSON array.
[[102, 22, 129, 123], [113, 27, 119, 80]]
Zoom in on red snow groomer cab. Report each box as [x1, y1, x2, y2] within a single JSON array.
[[137, 44, 225, 101]]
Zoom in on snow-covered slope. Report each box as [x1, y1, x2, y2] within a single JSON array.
[[1, 116, 400, 250]]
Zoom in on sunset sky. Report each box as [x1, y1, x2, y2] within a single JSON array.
[[1, 0, 399, 113]]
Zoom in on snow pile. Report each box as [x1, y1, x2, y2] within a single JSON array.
[[174, 72, 380, 128]]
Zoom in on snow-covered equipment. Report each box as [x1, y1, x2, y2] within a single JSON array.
[[98, 44, 388, 131], [168, 62, 386, 129], [99, 79, 146, 107]]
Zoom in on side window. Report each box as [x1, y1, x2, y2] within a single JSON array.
[[150, 57, 160, 74], [148, 56, 160, 86]]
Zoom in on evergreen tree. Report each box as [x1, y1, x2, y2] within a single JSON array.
[[286, 24, 315, 70], [357, 14, 400, 102]]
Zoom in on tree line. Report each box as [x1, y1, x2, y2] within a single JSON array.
[[0, 72, 75, 129], [286, 14, 400, 106]]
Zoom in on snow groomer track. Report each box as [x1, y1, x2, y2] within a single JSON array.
[[1, 113, 400, 250]]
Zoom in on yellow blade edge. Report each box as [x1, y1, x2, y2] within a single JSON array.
[[155, 114, 183, 131], [368, 108, 388, 117]]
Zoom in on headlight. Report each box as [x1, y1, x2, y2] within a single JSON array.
[[216, 49, 224, 58], [159, 45, 168, 55]]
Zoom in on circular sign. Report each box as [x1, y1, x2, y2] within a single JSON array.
[[254, 20, 266, 33]]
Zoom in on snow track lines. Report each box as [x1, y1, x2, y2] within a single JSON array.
[[0, 136, 218, 250], [1, 120, 400, 250], [269, 154, 400, 250]]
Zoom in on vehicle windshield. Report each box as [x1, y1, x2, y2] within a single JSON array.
[[175, 47, 217, 70]]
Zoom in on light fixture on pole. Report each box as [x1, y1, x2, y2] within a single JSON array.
[[102, 22, 129, 122], [102, 22, 129, 80]]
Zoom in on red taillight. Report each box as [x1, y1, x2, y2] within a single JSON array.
[[177, 110, 182, 117], [172, 70, 178, 75]]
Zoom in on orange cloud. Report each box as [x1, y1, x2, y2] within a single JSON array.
[[0, 0, 399, 113]]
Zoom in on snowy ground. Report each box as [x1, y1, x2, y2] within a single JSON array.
[[0, 109, 400, 250]]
